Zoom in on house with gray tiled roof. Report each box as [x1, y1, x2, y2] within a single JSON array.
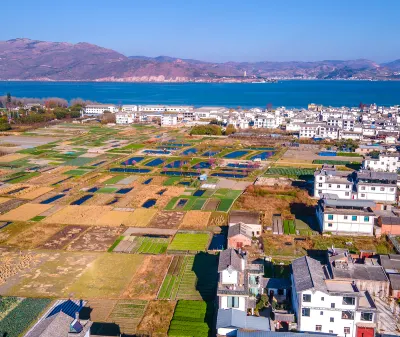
[[291, 256, 377, 337]]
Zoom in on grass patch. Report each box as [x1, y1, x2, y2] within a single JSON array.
[[108, 236, 124, 252], [103, 175, 127, 184], [29, 216, 46, 222], [97, 187, 118, 194], [217, 198, 234, 212], [64, 169, 89, 176]]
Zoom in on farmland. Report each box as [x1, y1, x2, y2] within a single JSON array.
[[168, 300, 214, 337], [0, 121, 372, 334]]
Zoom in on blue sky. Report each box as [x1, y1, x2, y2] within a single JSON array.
[[2, 0, 399, 62]]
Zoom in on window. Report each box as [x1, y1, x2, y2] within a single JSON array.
[[346, 184, 350, 188], [330, 317, 334, 322], [361, 193, 365, 197], [318, 183, 322, 187], [371, 187, 376, 191], [319, 177, 323, 181], [337, 185, 341, 188], [320, 311, 324, 315], [364, 216, 370, 222], [344, 327, 350, 335], [380, 187, 385, 191], [303, 294, 311, 302], [328, 223, 333, 228], [361, 186, 366, 190], [302, 308, 310, 317], [344, 216, 348, 220], [227, 296, 239, 308], [321, 297, 324, 301], [390, 188, 395, 192], [352, 216, 357, 221], [343, 297, 355, 305], [278, 289, 284, 295], [329, 331, 333, 334], [361, 312, 373, 321], [328, 214, 333, 220], [345, 192, 350, 196], [316, 325, 322, 331], [328, 184, 332, 188], [341, 311, 354, 320], [331, 303, 335, 308]]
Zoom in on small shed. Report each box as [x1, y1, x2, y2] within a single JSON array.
[[227, 224, 252, 249]]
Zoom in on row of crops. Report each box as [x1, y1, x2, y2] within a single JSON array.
[[283, 219, 296, 234], [168, 300, 213, 337], [312, 159, 354, 165], [158, 254, 218, 301], [0, 297, 51, 337], [265, 167, 315, 178]]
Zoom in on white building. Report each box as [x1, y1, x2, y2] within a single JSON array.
[[116, 112, 135, 125], [121, 105, 138, 112], [291, 256, 377, 337], [363, 153, 400, 173], [356, 171, 398, 203], [217, 249, 267, 335], [83, 104, 118, 115], [314, 166, 353, 199], [316, 198, 376, 236], [161, 114, 178, 127]]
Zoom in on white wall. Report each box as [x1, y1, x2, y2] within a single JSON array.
[[357, 184, 397, 202], [221, 269, 238, 284], [219, 296, 246, 311], [317, 210, 374, 235]]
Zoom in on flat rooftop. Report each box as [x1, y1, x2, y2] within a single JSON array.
[[325, 280, 357, 293]]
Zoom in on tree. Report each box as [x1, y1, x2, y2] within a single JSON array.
[[6, 93, 11, 104], [0, 117, 11, 131], [224, 124, 237, 135]]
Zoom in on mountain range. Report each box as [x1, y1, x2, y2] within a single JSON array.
[[0, 38, 399, 82]]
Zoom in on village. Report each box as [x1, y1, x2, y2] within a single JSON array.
[[0, 103, 399, 337]]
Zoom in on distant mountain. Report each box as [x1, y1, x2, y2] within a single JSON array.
[[0, 38, 398, 81]]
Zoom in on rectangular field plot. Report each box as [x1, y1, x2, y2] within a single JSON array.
[[158, 254, 218, 301], [112, 235, 170, 254], [86, 299, 147, 335], [67, 253, 144, 298], [167, 232, 210, 252], [265, 167, 315, 178], [0, 298, 52, 337], [108, 300, 147, 335], [168, 300, 213, 337]]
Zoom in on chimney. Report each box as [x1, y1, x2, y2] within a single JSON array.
[[75, 312, 80, 321]]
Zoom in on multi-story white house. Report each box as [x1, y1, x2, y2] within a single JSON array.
[[314, 166, 354, 199], [161, 114, 178, 127], [83, 104, 118, 115], [362, 152, 400, 173], [300, 123, 320, 138], [217, 249, 268, 335], [356, 171, 398, 203], [316, 197, 376, 236], [115, 112, 135, 125], [291, 256, 377, 337]]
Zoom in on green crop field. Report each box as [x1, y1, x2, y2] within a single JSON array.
[[266, 167, 315, 178], [168, 233, 210, 252], [158, 254, 218, 301], [6, 172, 40, 184], [96, 187, 118, 193], [0, 298, 51, 337], [217, 198, 234, 212], [312, 159, 353, 165], [64, 169, 89, 176], [283, 219, 296, 234], [104, 175, 127, 184], [133, 236, 169, 254], [168, 300, 213, 337]]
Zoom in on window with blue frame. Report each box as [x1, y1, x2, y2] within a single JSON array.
[[328, 214, 333, 220], [227, 296, 239, 308], [364, 216, 369, 222], [352, 216, 357, 221]]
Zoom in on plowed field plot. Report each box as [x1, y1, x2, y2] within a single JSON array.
[[6, 252, 98, 297], [0, 203, 52, 221], [123, 255, 171, 300], [112, 236, 170, 254], [39, 225, 87, 250], [149, 211, 184, 229], [66, 226, 125, 252], [137, 300, 176, 336], [167, 232, 210, 252], [158, 254, 218, 301], [5, 223, 64, 249], [108, 300, 147, 335], [202, 199, 220, 211]]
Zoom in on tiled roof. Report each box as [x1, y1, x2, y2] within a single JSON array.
[[218, 248, 243, 272], [292, 256, 327, 292]]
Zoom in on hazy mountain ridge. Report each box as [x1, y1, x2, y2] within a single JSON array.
[[0, 38, 398, 81]]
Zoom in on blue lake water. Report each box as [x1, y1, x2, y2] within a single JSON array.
[[2, 81, 400, 107], [224, 150, 249, 159]]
